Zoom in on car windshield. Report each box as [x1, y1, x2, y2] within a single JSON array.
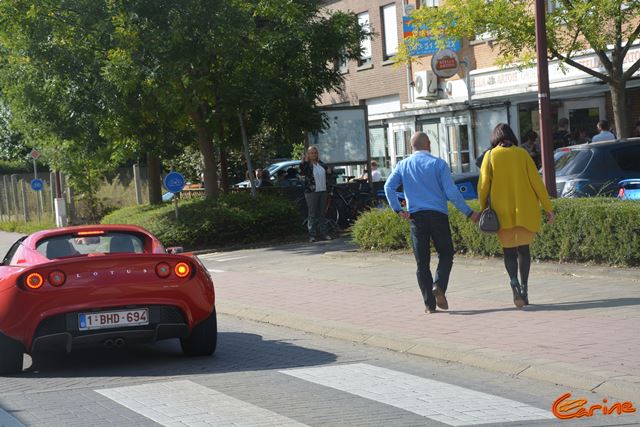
[[36, 232, 145, 259], [554, 149, 593, 176]]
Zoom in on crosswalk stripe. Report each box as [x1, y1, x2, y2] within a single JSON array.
[[0, 409, 25, 427], [281, 363, 555, 426], [96, 380, 306, 427]]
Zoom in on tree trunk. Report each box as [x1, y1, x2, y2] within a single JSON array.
[[220, 148, 229, 194], [147, 152, 162, 205], [190, 103, 219, 199], [609, 80, 629, 138], [238, 111, 256, 198]]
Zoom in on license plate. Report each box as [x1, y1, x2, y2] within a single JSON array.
[[78, 308, 149, 331]]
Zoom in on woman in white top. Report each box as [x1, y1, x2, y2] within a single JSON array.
[[300, 146, 332, 242]]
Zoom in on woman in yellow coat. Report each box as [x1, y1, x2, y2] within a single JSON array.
[[478, 123, 555, 307]]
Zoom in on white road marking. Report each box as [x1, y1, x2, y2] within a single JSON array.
[[207, 268, 225, 273], [198, 254, 249, 263], [96, 380, 306, 427], [281, 363, 554, 426], [0, 409, 25, 427], [213, 256, 249, 262]]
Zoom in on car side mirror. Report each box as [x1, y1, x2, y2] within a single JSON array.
[[166, 246, 184, 254]]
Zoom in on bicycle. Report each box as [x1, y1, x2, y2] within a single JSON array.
[[326, 183, 373, 229]]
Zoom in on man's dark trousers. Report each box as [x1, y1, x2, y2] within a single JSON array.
[[409, 210, 455, 311]]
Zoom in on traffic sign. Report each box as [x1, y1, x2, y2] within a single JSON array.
[[163, 172, 185, 193], [31, 178, 44, 191], [30, 148, 41, 160]]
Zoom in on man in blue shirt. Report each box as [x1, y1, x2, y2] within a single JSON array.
[[384, 132, 479, 313]]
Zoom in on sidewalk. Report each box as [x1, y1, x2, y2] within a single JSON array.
[[209, 239, 640, 402]]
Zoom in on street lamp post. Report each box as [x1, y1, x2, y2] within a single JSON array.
[[534, 0, 557, 197]]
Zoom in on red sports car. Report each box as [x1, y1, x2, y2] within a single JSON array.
[[0, 224, 216, 374]]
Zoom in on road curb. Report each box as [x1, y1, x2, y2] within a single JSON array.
[[217, 300, 640, 403]]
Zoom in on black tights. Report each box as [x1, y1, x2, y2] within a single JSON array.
[[503, 245, 531, 287]]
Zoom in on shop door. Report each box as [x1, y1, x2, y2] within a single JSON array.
[[442, 116, 471, 173], [561, 98, 606, 140], [389, 121, 415, 167]]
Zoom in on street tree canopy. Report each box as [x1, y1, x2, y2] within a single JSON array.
[[402, 0, 640, 137]]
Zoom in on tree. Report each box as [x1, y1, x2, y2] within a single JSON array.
[[404, 0, 640, 138], [108, 0, 366, 198]]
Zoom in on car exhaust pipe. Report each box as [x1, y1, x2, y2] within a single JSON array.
[[114, 338, 125, 348], [103, 339, 115, 349]]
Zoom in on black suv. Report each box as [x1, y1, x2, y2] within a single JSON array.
[[554, 138, 640, 197]]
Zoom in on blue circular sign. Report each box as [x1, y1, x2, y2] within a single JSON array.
[[31, 178, 44, 191], [163, 171, 185, 193]]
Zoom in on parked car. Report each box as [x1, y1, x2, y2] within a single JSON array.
[[618, 178, 640, 200], [0, 224, 217, 374], [233, 160, 301, 188], [555, 138, 640, 197]]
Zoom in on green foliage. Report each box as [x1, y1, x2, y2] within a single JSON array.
[[0, 219, 55, 234], [101, 192, 303, 248], [352, 198, 640, 267], [351, 209, 411, 251]]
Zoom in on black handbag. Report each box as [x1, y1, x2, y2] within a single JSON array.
[[479, 149, 500, 233]]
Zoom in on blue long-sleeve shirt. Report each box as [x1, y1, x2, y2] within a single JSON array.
[[384, 151, 473, 217]]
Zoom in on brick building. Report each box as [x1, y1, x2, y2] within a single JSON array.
[[320, 0, 640, 177]]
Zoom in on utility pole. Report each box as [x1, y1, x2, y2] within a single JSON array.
[[535, 0, 557, 197]]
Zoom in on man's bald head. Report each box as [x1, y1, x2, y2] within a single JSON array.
[[411, 132, 431, 151]]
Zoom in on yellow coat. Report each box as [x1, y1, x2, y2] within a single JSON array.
[[478, 145, 552, 232]]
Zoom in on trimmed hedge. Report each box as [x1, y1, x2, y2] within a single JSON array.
[[352, 198, 640, 266], [101, 192, 304, 248]]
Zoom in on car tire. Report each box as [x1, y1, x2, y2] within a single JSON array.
[[0, 332, 23, 375], [181, 310, 217, 357]]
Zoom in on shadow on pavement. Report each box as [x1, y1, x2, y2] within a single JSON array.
[[14, 331, 337, 379], [262, 236, 359, 256], [447, 297, 640, 315]]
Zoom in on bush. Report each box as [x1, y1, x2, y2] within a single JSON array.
[[101, 192, 304, 248], [352, 198, 640, 266]]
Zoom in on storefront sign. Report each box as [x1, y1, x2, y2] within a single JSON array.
[[470, 44, 640, 96], [402, 17, 461, 56], [431, 49, 459, 79]]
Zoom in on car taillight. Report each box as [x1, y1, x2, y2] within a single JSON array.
[[618, 188, 625, 198], [25, 273, 44, 289], [156, 262, 171, 278], [174, 262, 191, 278], [48, 270, 66, 287]]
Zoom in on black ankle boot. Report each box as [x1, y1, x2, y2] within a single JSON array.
[[510, 280, 524, 308], [521, 283, 529, 305]]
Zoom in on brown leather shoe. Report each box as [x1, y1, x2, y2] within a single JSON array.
[[432, 285, 449, 310]]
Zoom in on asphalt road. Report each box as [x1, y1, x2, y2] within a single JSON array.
[[1, 315, 636, 427]]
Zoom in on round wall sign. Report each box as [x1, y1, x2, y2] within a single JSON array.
[[431, 49, 459, 79]]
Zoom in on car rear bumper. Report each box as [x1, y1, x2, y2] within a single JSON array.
[[30, 305, 189, 353]]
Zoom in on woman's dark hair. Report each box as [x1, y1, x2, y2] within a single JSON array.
[[491, 123, 519, 147], [524, 130, 538, 143]]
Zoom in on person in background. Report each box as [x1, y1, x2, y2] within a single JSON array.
[[522, 130, 541, 168], [477, 123, 555, 308], [591, 119, 616, 142], [571, 127, 591, 145], [275, 169, 287, 186], [358, 161, 382, 182], [552, 117, 571, 149], [300, 146, 332, 243], [257, 169, 273, 187], [384, 132, 480, 314]]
